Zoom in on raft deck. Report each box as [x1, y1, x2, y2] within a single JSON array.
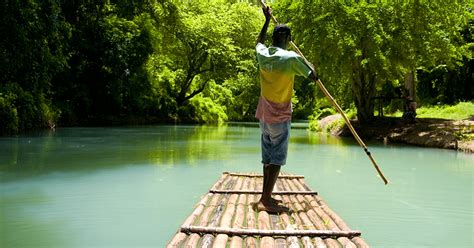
[[168, 172, 369, 247]]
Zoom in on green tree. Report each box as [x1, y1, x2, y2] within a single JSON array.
[[0, 0, 70, 133], [51, 1, 153, 124], [146, 0, 261, 122], [275, 0, 471, 123]]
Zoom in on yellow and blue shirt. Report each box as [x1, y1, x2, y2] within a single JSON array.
[[255, 43, 312, 124]]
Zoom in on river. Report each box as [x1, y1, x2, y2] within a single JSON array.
[[0, 125, 473, 247]]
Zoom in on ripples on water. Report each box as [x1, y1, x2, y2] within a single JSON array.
[[0, 125, 473, 247]]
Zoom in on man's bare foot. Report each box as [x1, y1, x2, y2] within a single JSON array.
[[271, 197, 283, 205], [254, 201, 290, 214], [258, 197, 283, 205]]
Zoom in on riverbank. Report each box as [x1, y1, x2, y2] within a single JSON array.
[[319, 115, 474, 153]]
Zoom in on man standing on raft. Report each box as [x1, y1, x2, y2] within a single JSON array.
[[255, 6, 317, 213]]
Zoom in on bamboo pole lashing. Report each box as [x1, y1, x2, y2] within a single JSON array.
[[258, 0, 389, 185]]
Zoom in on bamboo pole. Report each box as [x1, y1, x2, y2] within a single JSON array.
[[290, 178, 307, 192], [283, 194, 314, 248], [258, 0, 389, 185], [193, 193, 223, 247], [220, 194, 240, 227], [292, 178, 313, 192], [213, 193, 239, 248], [336, 237, 357, 248], [182, 193, 212, 227], [258, 211, 275, 247], [233, 175, 244, 191], [229, 194, 247, 248], [210, 173, 230, 191], [303, 195, 339, 231], [280, 195, 301, 247], [202, 177, 238, 247], [168, 193, 214, 247], [181, 226, 360, 238], [324, 238, 341, 248], [184, 233, 200, 247], [166, 232, 187, 248], [209, 189, 318, 195], [308, 195, 351, 231], [245, 182, 258, 247], [313, 238, 328, 248], [351, 237, 370, 248], [227, 172, 305, 179]]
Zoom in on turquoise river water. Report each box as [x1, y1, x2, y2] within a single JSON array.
[[0, 125, 473, 247]]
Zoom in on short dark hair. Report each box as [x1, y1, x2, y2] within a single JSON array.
[[272, 24, 291, 39]]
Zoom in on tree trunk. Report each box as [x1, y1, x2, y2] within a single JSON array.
[[404, 71, 416, 101], [351, 65, 375, 124]]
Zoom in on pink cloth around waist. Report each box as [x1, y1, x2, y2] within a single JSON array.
[[255, 96, 292, 124]]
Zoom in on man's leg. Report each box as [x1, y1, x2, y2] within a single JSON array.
[[258, 164, 288, 213], [261, 164, 280, 203]]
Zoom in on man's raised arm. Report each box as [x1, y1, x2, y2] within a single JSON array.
[[256, 7, 272, 45]]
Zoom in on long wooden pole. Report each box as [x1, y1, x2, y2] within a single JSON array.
[[180, 226, 362, 238], [259, 0, 389, 185]]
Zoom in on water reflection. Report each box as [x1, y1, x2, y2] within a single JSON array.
[[0, 125, 473, 247]]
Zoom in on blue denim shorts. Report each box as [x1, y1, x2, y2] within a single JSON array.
[[259, 121, 291, 166]]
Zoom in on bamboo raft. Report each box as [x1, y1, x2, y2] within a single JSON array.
[[167, 172, 369, 247]]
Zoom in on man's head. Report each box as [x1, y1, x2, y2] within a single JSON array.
[[272, 24, 291, 49]]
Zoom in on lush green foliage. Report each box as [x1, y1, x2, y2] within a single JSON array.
[[274, 0, 472, 123], [0, 0, 473, 135], [146, 0, 261, 123]]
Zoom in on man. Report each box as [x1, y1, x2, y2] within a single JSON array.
[[255, 6, 317, 213]]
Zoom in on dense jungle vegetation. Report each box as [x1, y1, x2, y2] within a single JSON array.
[[1, 0, 472, 135]]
